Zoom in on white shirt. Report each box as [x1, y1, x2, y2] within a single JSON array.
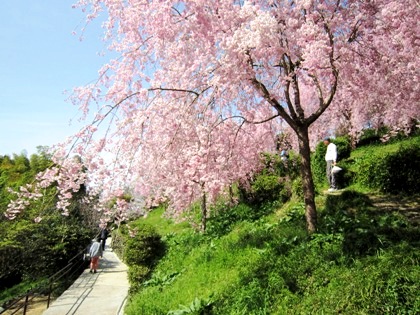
[[325, 142, 337, 162]]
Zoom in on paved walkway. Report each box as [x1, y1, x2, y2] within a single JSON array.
[[43, 239, 129, 315]]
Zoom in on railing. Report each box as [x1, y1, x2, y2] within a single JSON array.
[[0, 245, 91, 315]]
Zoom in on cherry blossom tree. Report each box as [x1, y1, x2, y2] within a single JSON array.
[[6, 0, 419, 233]]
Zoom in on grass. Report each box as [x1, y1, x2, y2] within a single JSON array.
[[125, 223, 264, 314], [122, 189, 419, 314], [142, 206, 192, 236], [121, 136, 420, 314]]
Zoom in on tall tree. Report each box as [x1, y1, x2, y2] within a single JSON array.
[[7, 0, 419, 232]]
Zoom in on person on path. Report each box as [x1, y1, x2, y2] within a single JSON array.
[[89, 238, 103, 273], [280, 149, 289, 162], [323, 137, 338, 191], [100, 227, 109, 251]]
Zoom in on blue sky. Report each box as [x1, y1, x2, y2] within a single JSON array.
[[0, 1, 109, 156]]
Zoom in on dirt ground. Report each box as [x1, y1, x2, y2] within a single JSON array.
[[2, 295, 54, 315], [370, 194, 420, 226]]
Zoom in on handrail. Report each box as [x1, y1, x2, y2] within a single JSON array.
[[0, 236, 97, 315]]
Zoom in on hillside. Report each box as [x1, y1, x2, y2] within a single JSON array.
[[115, 136, 420, 314]]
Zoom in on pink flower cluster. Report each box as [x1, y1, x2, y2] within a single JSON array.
[[7, 0, 418, 227]]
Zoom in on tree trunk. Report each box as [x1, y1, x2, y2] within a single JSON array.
[[297, 126, 317, 233], [201, 184, 207, 232]]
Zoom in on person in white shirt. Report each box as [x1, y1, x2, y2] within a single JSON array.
[[323, 137, 337, 191]]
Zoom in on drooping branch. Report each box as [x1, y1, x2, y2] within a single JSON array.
[[149, 87, 200, 97], [306, 18, 339, 126]]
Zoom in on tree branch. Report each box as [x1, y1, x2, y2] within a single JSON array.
[[149, 87, 200, 97]]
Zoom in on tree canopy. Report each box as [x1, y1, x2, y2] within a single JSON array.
[[6, 0, 419, 232]]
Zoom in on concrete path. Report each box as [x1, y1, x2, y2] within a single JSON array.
[[43, 239, 129, 315]]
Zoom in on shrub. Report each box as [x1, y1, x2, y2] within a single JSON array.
[[237, 152, 300, 206], [291, 177, 303, 199], [109, 228, 125, 258], [250, 173, 284, 204], [357, 126, 389, 147], [120, 222, 166, 294], [355, 143, 420, 194], [206, 202, 279, 237], [127, 265, 150, 293], [124, 223, 165, 267]]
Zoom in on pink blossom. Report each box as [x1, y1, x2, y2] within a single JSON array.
[[7, 0, 419, 231]]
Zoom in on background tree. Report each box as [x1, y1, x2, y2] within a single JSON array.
[[0, 151, 95, 291]]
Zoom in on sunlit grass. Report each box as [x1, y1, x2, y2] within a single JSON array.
[[123, 136, 420, 314], [125, 224, 263, 314]]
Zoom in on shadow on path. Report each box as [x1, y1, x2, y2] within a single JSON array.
[[42, 238, 129, 315]]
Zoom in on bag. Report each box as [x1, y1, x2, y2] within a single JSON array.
[[331, 165, 342, 173], [83, 253, 91, 261]]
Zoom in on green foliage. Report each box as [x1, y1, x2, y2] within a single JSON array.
[[238, 152, 300, 207], [357, 126, 390, 147], [211, 193, 419, 314], [319, 190, 419, 256], [168, 297, 213, 315], [113, 219, 166, 294], [124, 176, 419, 315], [206, 202, 279, 238], [0, 215, 92, 286], [127, 265, 150, 293], [0, 151, 94, 297], [351, 138, 420, 194], [143, 270, 182, 290], [110, 229, 125, 258], [291, 177, 303, 199], [123, 222, 165, 267], [334, 136, 352, 161], [251, 174, 284, 202]]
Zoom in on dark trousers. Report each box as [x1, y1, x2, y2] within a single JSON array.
[[101, 238, 106, 250]]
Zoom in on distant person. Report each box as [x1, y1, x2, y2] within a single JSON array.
[[89, 238, 103, 273], [323, 137, 338, 191], [100, 227, 109, 251], [280, 149, 289, 162]]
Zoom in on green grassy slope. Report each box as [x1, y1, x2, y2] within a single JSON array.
[[123, 138, 420, 315]]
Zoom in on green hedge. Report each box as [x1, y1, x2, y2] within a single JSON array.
[[353, 141, 420, 194], [238, 152, 301, 206], [113, 220, 165, 293], [124, 223, 165, 266]]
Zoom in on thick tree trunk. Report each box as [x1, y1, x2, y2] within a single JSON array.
[[297, 126, 317, 233]]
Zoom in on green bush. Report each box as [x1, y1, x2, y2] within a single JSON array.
[[357, 126, 390, 147], [355, 143, 420, 194], [124, 223, 165, 267], [111, 228, 125, 258], [119, 221, 166, 294], [238, 152, 300, 206], [127, 265, 150, 293], [206, 201, 280, 238], [291, 177, 303, 199], [251, 174, 284, 203]]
